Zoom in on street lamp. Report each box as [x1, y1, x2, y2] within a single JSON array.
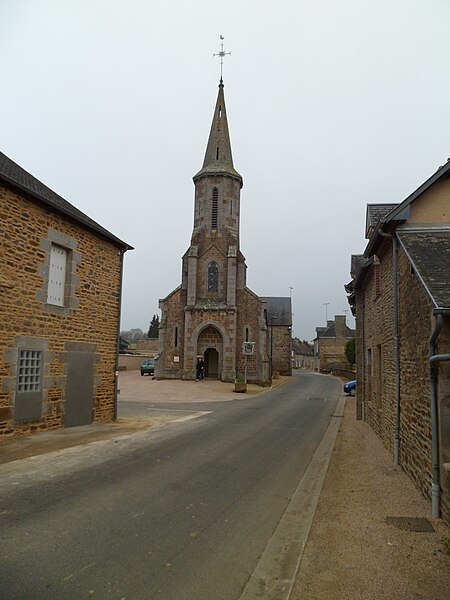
[[270, 314, 278, 381]]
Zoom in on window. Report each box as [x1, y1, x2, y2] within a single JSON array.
[[47, 244, 67, 306], [212, 188, 218, 229], [208, 262, 219, 292], [38, 230, 80, 315], [174, 326, 178, 348], [17, 350, 42, 393], [245, 327, 249, 342]]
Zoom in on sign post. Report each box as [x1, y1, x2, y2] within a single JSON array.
[[242, 342, 255, 383]]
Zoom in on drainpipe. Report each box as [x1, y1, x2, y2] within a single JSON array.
[[429, 310, 450, 519], [114, 249, 126, 422], [379, 230, 400, 464]]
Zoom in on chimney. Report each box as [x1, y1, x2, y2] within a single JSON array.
[[335, 315, 346, 338]]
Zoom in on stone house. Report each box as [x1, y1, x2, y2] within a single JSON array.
[[313, 315, 355, 373], [157, 80, 291, 385], [346, 160, 450, 523], [261, 297, 292, 376], [292, 338, 314, 370], [0, 151, 132, 438]]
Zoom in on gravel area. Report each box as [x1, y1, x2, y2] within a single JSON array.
[[291, 397, 450, 600]]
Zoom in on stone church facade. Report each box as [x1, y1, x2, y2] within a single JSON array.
[[157, 81, 273, 385]]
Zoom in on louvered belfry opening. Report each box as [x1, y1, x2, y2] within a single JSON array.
[[212, 187, 218, 229]]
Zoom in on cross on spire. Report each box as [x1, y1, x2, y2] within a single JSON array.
[[213, 35, 231, 83]]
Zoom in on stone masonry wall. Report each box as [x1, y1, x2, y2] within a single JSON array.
[[0, 184, 123, 437], [398, 250, 435, 510], [272, 327, 292, 375], [358, 240, 448, 523]]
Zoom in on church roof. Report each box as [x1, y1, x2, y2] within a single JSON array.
[[193, 82, 243, 186], [261, 297, 292, 326]]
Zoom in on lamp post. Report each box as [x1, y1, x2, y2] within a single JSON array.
[[270, 314, 278, 381]]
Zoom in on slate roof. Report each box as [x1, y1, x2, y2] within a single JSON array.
[[365, 204, 397, 239], [0, 151, 132, 249], [397, 229, 450, 309], [315, 321, 354, 339], [350, 254, 364, 279], [292, 339, 314, 356], [261, 297, 292, 326]]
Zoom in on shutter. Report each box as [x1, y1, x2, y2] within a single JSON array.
[[47, 245, 67, 306]]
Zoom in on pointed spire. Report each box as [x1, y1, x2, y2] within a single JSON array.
[[193, 81, 242, 186]]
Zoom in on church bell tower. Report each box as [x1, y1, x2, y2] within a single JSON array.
[[157, 64, 270, 384]]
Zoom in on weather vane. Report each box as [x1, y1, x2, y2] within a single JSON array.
[[213, 35, 231, 82]]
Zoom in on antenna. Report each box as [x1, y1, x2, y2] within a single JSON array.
[[213, 35, 231, 82]]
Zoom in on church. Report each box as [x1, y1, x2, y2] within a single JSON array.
[[156, 78, 291, 385]]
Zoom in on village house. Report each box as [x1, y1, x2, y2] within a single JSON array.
[[346, 159, 450, 523], [313, 315, 355, 374], [0, 151, 132, 438], [292, 338, 315, 370]]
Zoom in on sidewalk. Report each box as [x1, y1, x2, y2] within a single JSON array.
[[290, 397, 450, 600]]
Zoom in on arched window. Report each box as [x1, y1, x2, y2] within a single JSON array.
[[212, 188, 218, 230], [208, 262, 219, 292]]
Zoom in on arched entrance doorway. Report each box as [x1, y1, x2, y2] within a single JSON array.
[[197, 325, 223, 379], [204, 348, 219, 378]]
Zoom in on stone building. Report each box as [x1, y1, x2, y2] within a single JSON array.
[[292, 339, 314, 370], [0, 151, 131, 438], [157, 80, 291, 384], [262, 297, 292, 376], [313, 315, 355, 373], [346, 159, 450, 523]]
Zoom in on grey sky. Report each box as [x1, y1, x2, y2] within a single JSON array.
[[1, 0, 449, 340]]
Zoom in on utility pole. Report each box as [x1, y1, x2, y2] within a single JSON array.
[[322, 302, 330, 323]]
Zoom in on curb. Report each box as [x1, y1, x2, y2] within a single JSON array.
[[239, 395, 347, 599]]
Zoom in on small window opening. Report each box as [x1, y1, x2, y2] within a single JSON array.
[[245, 327, 249, 342], [230, 199, 233, 215], [174, 326, 178, 348], [18, 350, 42, 392], [216, 147, 219, 160], [212, 188, 218, 229], [219, 106, 222, 117]]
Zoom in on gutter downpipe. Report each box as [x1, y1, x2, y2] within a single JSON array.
[[114, 249, 126, 422], [379, 229, 400, 464], [429, 310, 450, 519]]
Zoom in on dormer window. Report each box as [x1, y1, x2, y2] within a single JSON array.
[[208, 262, 219, 292], [212, 188, 218, 230]]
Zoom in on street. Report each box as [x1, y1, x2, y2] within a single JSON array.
[[0, 372, 340, 600]]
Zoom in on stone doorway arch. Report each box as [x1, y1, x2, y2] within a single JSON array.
[[197, 325, 223, 379]]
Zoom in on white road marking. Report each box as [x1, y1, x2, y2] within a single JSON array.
[[173, 411, 211, 423]]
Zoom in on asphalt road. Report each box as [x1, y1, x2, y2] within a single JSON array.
[[0, 372, 340, 600]]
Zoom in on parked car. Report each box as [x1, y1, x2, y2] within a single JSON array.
[[140, 359, 155, 376], [343, 380, 356, 395]]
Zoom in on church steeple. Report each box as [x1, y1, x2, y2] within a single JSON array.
[[193, 81, 243, 187]]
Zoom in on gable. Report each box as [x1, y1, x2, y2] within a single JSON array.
[[409, 177, 450, 225]]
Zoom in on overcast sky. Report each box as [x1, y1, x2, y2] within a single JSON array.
[[1, 0, 449, 341]]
